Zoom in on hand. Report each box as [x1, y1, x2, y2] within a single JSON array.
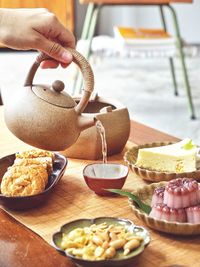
[[0, 8, 76, 68]]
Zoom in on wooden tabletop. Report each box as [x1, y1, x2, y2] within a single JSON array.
[[0, 106, 199, 267], [80, 0, 193, 5]]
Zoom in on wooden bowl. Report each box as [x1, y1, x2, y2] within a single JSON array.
[[129, 182, 200, 235], [52, 217, 150, 267], [0, 153, 67, 210], [124, 142, 200, 182]]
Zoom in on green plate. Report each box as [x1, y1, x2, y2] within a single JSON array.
[[52, 217, 150, 267]]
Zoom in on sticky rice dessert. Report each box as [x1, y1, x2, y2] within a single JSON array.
[[149, 203, 187, 223], [151, 186, 165, 207], [198, 184, 200, 199], [186, 206, 200, 224], [163, 178, 199, 209]]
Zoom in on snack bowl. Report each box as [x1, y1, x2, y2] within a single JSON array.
[[0, 152, 67, 210], [52, 217, 150, 267], [129, 182, 200, 235], [124, 142, 200, 182], [83, 163, 129, 195]]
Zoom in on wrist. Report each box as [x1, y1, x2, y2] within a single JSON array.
[[0, 9, 9, 34], [0, 9, 13, 45], [0, 8, 8, 24]]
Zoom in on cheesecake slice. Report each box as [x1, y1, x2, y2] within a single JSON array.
[[135, 139, 197, 173]]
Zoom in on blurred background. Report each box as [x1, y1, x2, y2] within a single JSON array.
[[0, 0, 200, 142]]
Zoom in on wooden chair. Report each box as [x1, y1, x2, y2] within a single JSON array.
[[75, 0, 195, 119]]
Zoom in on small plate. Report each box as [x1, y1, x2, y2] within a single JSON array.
[[52, 217, 150, 267], [0, 152, 67, 210], [124, 142, 200, 182], [129, 182, 200, 235]]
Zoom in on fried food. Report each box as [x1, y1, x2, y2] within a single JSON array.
[[0, 149, 55, 197], [1, 165, 48, 196], [16, 149, 55, 161], [14, 157, 53, 175]]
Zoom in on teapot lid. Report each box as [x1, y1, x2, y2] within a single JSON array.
[[32, 80, 76, 108]]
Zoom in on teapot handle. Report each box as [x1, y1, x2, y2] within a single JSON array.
[[24, 48, 94, 114]]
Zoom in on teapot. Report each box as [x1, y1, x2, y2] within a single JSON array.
[[62, 94, 130, 160], [4, 48, 96, 151]]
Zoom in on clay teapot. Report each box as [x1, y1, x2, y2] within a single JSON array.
[[62, 94, 130, 160], [4, 48, 96, 151]]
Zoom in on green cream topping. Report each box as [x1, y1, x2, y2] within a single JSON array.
[[181, 139, 196, 150]]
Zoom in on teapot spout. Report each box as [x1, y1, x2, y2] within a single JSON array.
[[78, 115, 96, 131]]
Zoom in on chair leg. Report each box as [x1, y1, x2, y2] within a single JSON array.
[[81, 3, 96, 40], [82, 4, 101, 59], [159, 5, 178, 96], [73, 4, 101, 95], [72, 3, 95, 94], [166, 4, 196, 119]]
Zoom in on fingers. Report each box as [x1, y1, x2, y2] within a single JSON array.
[[57, 28, 76, 49], [40, 60, 69, 69], [37, 12, 76, 49], [37, 36, 73, 64], [60, 62, 69, 68], [40, 60, 59, 69], [51, 17, 75, 48], [30, 12, 76, 67]]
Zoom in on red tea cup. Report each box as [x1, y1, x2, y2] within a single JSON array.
[[83, 163, 129, 196]]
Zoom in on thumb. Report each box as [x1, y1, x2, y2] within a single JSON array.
[[38, 38, 73, 64]]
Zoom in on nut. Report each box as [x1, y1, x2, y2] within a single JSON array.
[[109, 239, 126, 250]]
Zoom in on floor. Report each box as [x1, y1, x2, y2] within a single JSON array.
[[0, 50, 200, 143]]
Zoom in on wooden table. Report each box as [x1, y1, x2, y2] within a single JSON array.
[[0, 106, 199, 267], [80, 1, 192, 4]]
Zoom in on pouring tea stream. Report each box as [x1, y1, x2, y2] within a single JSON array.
[[96, 120, 107, 164], [3, 48, 96, 151]]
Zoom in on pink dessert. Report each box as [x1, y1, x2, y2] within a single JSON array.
[[163, 178, 199, 209], [186, 206, 200, 224], [149, 203, 187, 223], [151, 186, 165, 207], [198, 185, 200, 200]]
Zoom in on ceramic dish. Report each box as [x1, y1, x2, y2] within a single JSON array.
[[83, 163, 129, 195], [52, 217, 150, 267], [129, 182, 200, 235], [0, 152, 67, 210], [124, 142, 200, 182]]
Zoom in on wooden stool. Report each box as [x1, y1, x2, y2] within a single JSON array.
[[74, 0, 195, 119]]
